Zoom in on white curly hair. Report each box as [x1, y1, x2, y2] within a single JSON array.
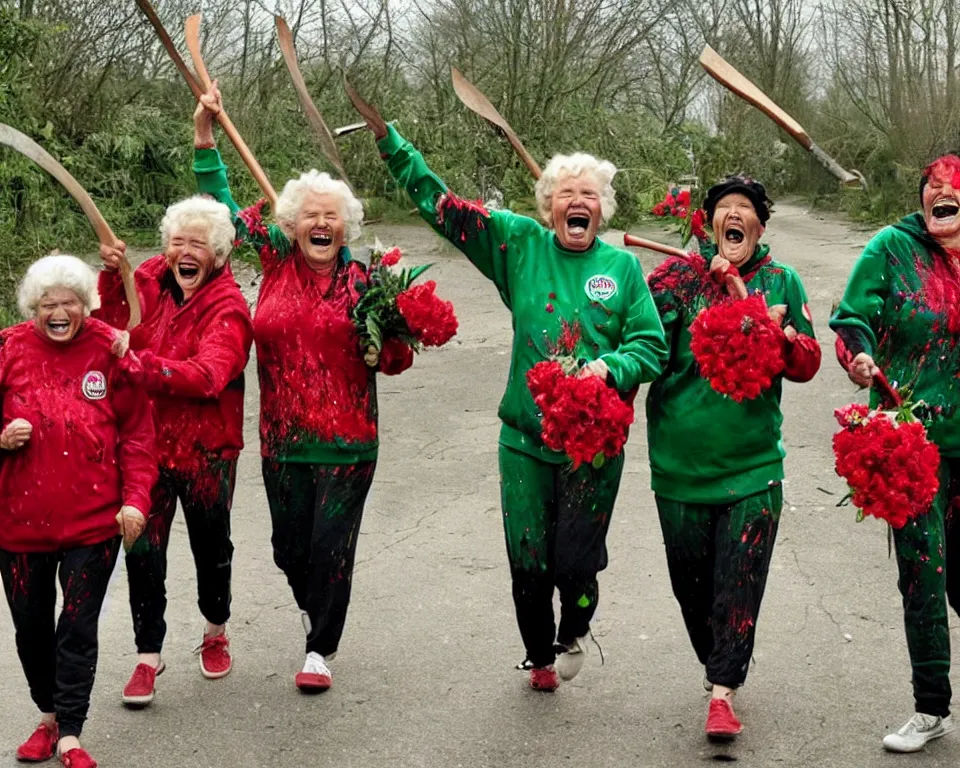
[[534, 153, 618, 228], [274, 170, 364, 242], [18, 254, 100, 318], [160, 196, 236, 267]]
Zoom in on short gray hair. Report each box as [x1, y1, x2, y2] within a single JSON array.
[[275, 170, 364, 242], [18, 254, 99, 318], [535, 153, 618, 228], [160, 195, 236, 267]]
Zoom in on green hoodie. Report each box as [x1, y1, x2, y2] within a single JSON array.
[[646, 245, 819, 504], [377, 125, 668, 463], [830, 212, 960, 456]]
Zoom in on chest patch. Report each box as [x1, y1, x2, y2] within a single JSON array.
[[585, 275, 617, 302], [81, 371, 107, 401]]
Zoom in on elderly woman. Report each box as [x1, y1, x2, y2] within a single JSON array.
[[831, 154, 960, 753], [192, 83, 414, 692], [645, 177, 820, 741], [0, 255, 156, 768], [353, 101, 667, 691], [96, 196, 253, 705]]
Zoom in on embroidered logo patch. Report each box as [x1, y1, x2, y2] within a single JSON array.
[[585, 275, 617, 301], [81, 371, 107, 401]]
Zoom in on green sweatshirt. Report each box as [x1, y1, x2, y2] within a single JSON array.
[[378, 125, 668, 463], [830, 212, 960, 456], [646, 246, 819, 504]]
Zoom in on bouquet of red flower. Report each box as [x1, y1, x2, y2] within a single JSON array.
[[352, 245, 458, 352], [689, 293, 786, 402], [833, 402, 940, 529], [526, 357, 635, 470], [651, 186, 708, 245]]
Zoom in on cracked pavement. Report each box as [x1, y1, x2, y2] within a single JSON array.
[[1, 203, 958, 766]]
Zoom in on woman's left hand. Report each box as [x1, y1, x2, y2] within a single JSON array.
[[364, 345, 380, 368], [578, 359, 609, 381], [116, 505, 146, 549]]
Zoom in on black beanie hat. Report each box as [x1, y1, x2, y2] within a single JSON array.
[[704, 176, 773, 226]]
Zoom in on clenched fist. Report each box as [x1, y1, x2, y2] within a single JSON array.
[[847, 352, 879, 388], [0, 418, 32, 450]]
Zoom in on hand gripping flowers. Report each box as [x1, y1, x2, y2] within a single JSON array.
[[353, 245, 458, 353], [526, 322, 635, 469], [833, 398, 940, 529]]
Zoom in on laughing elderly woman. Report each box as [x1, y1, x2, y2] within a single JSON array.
[[0, 255, 156, 768], [353, 102, 667, 692], [96, 196, 253, 706], [192, 82, 414, 692]]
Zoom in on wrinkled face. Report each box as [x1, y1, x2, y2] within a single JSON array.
[[922, 159, 960, 245], [552, 174, 603, 251], [712, 193, 764, 267], [165, 223, 218, 300], [295, 191, 346, 270], [35, 287, 84, 343]]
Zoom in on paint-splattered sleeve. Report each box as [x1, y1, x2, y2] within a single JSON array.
[[600, 259, 667, 391], [111, 355, 158, 516], [830, 229, 891, 360], [377, 125, 515, 302], [646, 256, 688, 355], [193, 148, 290, 272], [781, 267, 821, 383], [138, 308, 253, 399]]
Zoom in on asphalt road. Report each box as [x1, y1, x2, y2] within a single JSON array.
[[1, 202, 957, 767]]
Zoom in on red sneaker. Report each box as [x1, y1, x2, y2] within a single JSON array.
[[529, 666, 560, 692], [121, 662, 165, 706], [198, 634, 232, 679], [706, 698, 743, 741], [295, 652, 332, 693], [59, 747, 97, 768], [16, 722, 58, 761]]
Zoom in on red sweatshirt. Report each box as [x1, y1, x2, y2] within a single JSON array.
[[96, 255, 253, 477], [192, 151, 415, 463], [0, 319, 157, 552]]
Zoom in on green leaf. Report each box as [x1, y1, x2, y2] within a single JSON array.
[[407, 264, 434, 282], [365, 316, 383, 351], [591, 453, 605, 469]]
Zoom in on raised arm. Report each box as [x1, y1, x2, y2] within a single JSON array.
[[349, 90, 517, 303], [193, 81, 289, 269]]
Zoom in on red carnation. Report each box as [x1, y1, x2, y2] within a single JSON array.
[[527, 361, 634, 469], [397, 280, 459, 347], [670, 206, 679, 216], [677, 190, 691, 206], [380, 247, 402, 267], [652, 202, 667, 217], [690, 208, 707, 240], [833, 407, 940, 528], [665, 193, 676, 207], [676, 207, 688, 220], [689, 294, 786, 402]]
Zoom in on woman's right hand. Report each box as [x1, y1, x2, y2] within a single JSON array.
[[848, 352, 879, 388], [0, 418, 32, 450], [100, 240, 126, 271], [194, 80, 223, 148]]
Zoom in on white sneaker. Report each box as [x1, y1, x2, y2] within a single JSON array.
[[555, 636, 589, 681], [295, 651, 332, 692], [882, 713, 955, 753]]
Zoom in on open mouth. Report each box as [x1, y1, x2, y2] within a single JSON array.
[[47, 319, 70, 335], [724, 225, 745, 243], [566, 215, 590, 236], [932, 199, 960, 220], [309, 230, 334, 247], [177, 262, 200, 281]]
